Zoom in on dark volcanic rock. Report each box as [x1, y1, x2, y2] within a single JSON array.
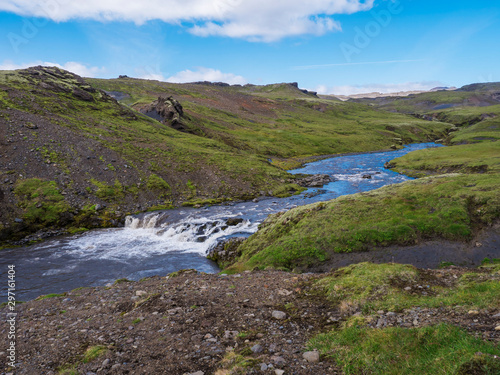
[[298, 174, 332, 187], [207, 237, 246, 268], [139, 96, 192, 133]]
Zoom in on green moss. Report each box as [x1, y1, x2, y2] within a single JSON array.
[[308, 324, 500, 375], [316, 262, 500, 313], [272, 183, 306, 198], [82, 345, 107, 363], [146, 174, 171, 192], [14, 178, 70, 226], [35, 293, 66, 300], [90, 179, 124, 201]]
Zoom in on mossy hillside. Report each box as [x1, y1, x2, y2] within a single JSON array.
[[90, 77, 452, 159], [308, 324, 500, 375], [0, 67, 299, 242], [228, 174, 500, 271]]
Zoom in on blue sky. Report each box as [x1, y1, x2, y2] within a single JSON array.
[[0, 0, 498, 95]]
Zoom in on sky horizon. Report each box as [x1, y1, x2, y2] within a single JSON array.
[[0, 0, 499, 95]]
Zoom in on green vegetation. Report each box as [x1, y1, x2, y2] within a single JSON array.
[[35, 293, 66, 300], [229, 173, 500, 271], [308, 324, 500, 375], [90, 179, 125, 201], [391, 141, 500, 176], [82, 345, 107, 363], [146, 173, 171, 192], [14, 178, 70, 226], [317, 262, 500, 313]]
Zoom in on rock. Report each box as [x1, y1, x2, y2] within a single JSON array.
[[495, 326, 500, 331], [404, 287, 412, 291], [251, 344, 263, 353], [110, 364, 121, 370], [362, 174, 372, 179], [224, 330, 239, 339], [188, 372, 204, 375], [492, 312, 500, 318], [135, 290, 147, 297], [226, 218, 244, 226], [384, 161, 395, 169], [302, 351, 320, 363], [468, 310, 480, 316], [298, 174, 332, 187], [272, 311, 287, 320], [260, 363, 268, 371], [14, 218, 23, 223], [271, 356, 286, 366], [102, 358, 110, 367], [275, 370, 285, 375], [139, 96, 190, 132]]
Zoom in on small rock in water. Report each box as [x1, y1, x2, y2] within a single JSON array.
[[272, 311, 287, 320], [303, 351, 320, 363]]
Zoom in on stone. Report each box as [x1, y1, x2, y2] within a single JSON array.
[[189, 372, 204, 375], [135, 290, 147, 297], [303, 351, 320, 363], [224, 330, 239, 339], [492, 312, 500, 318], [495, 326, 500, 331], [251, 344, 263, 353], [468, 310, 480, 316], [260, 363, 268, 371], [275, 370, 285, 375], [102, 359, 110, 367], [272, 311, 287, 320], [362, 174, 372, 179]]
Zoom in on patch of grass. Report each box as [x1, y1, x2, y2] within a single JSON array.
[[316, 262, 500, 313], [113, 278, 131, 285], [35, 293, 66, 300], [272, 183, 306, 198], [308, 324, 500, 375], [216, 351, 259, 375], [82, 346, 107, 363], [146, 173, 171, 192], [90, 179, 125, 201], [14, 178, 70, 226]]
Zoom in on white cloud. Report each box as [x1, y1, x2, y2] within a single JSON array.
[[0, 60, 106, 77], [166, 67, 247, 85], [0, 0, 375, 41], [314, 81, 445, 96]]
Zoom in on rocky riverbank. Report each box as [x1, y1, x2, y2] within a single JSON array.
[[2, 265, 499, 375]]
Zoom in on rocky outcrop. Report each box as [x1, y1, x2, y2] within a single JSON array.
[[207, 237, 246, 268], [139, 96, 190, 132]]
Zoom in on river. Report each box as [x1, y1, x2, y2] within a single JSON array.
[[0, 143, 442, 301]]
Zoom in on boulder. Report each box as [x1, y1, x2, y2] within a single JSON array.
[[298, 174, 332, 187]]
